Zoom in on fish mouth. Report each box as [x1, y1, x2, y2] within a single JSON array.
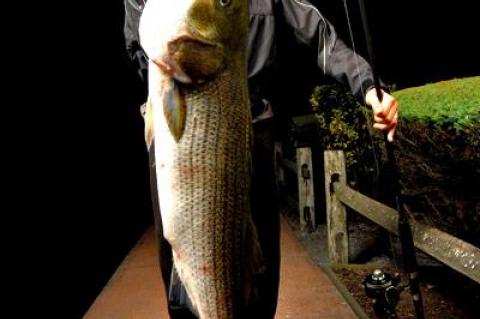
[[152, 34, 225, 85], [151, 56, 193, 84], [167, 34, 219, 53]]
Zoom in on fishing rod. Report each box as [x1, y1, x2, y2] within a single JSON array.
[[355, 0, 425, 318]]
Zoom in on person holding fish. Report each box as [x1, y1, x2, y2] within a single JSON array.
[[124, 0, 399, 318]]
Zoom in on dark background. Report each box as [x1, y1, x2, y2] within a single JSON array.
[[29, 1, 479, 318]]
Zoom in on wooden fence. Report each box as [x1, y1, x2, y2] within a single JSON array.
[[274, 144, 480, 284]]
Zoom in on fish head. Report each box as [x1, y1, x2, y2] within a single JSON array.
[[139, 0, 249, 85]]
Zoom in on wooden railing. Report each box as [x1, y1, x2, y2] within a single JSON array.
[[324, 150, 480, 284], [274, 144, 480, 284]]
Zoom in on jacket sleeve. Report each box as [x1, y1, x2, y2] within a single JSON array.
[[124, 0, 148, 82], [278, 0, 383, 103]]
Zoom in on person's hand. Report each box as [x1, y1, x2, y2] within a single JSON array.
[[365, 88, 399, 142]]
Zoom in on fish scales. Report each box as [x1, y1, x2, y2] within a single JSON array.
[[154, 67, 253, 318]]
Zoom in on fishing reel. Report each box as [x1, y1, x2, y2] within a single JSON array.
[[364, 269, 403, 318]]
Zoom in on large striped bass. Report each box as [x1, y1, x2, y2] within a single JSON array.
[[139, 0, 262, 318]]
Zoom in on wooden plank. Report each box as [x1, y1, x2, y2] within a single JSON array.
[[333, 182, 480, 283], [282, 158, 297, 174], [333, 182, 398, 234], [297, 147, 316, 232], [324, 151, 348, 264], [410, 222, 480, 283]]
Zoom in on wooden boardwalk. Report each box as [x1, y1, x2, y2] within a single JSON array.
[[84, 218, 356, 319]]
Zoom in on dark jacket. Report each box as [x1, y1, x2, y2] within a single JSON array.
[[124, 0, 378, 119]]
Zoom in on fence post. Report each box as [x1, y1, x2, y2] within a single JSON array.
[[324, 150, 348, 264], [297, 147, 316, 232]]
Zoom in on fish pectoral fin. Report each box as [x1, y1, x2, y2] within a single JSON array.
[[163, 79, 187, 142], [144, 99, 155, 150]]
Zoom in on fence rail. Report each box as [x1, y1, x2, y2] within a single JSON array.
[[275, 144, 479, 284], [281, 159, 297, 174], [324, 150, 480, 284]]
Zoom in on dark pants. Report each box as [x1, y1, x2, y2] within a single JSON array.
[[148, 118, 281, 319]]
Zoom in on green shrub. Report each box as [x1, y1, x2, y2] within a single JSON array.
[[395, 77, 480, 149], [309, 82, 369, 166], [308, 77, 480, 243], [392, 77, 479, 241], [308, 82, 380, 194]]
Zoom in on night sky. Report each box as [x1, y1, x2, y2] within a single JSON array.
[[33, 1, 479, 318]]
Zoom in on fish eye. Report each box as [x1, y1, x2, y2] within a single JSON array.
[[218, 0, 232, 7]]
